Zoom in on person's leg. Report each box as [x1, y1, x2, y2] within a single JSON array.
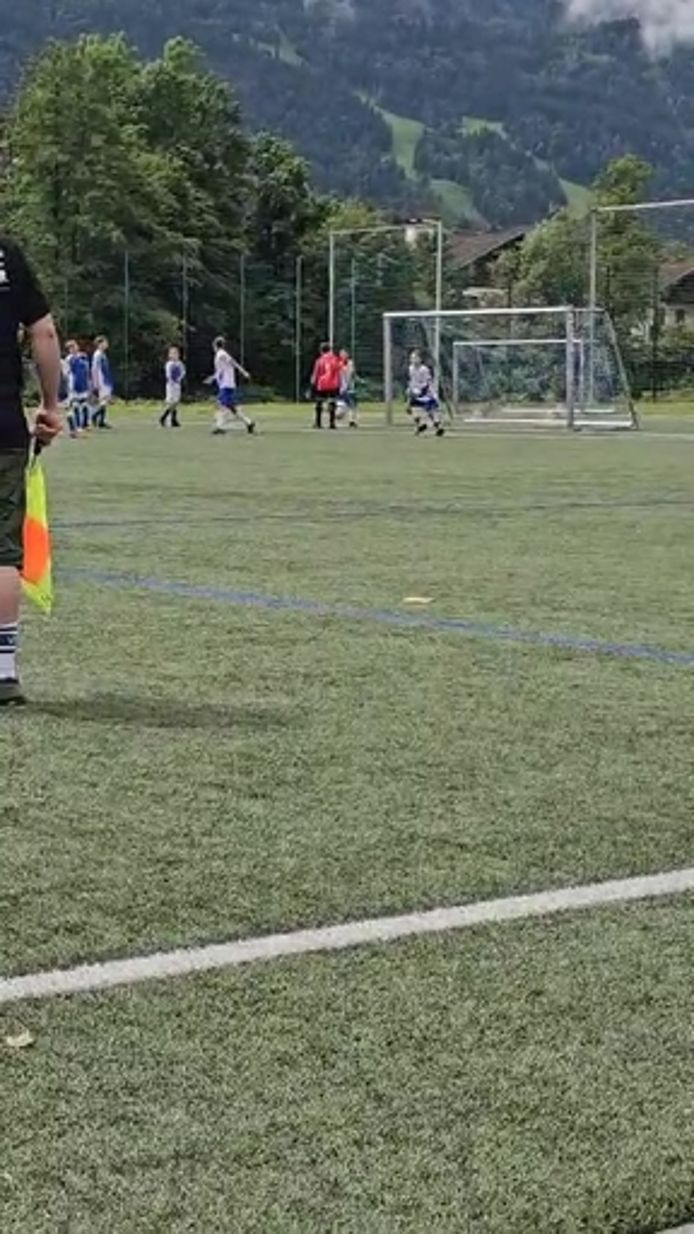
[[100, 396, 112, 428], [230, 398, 255, 433], [159, 406, 171, 427], [412, 399, 427, 434], [171, 402, 181, 428], [429, 399, 445, 437], [328, 394, 337, 430], [314, 398, 323, 429], [0, 450, 27, 704], [213, 399, 233, 434]]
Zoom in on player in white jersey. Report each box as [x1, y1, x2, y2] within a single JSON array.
[[159, 346, 186, 427], [407, 350, 444, 437], [336, 348, 358, 428], [208, 336, 256, 435], [91, 335, 114, 429]]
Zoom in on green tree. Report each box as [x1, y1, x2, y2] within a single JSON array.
[[5, 36, 195, 385], [236, 134, 329, 393], [507, 155, 657, 330], [133, 37, 251, 382], [592, 156, 658, 332]]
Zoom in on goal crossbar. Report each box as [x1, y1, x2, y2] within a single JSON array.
[[453, 337, 569, 348], [384, 306, 573, 321]]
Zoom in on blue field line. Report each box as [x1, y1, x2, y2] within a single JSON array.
[[52, 494, 694, 533], [62, 566, 694, 669]]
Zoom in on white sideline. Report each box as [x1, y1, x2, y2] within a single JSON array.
[[2, 867, 694, 1006]]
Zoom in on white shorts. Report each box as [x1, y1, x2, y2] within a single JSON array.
[[95, 386, 113, 404], [166, 383, 182, 406]]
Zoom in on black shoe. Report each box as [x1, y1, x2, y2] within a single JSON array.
[[247, 421, 256, 435], [349, 421, 358, 429], [436, 425, 445, 438], [0, 679, 26, 707], [211, 428, 225, 436], [416, 422, 428, 435]]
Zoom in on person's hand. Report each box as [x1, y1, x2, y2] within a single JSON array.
[[34, 406, 62, 446]]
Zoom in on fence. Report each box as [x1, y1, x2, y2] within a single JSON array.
[[53, 232, 442, 404], [588, 198, 694, 400]]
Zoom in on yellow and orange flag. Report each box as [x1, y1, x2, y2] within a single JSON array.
[[21, 449, 53, 615]]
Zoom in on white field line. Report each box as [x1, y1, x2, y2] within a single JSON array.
[[2, 867, 694, 1006]]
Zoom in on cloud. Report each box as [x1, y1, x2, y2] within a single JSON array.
[[564, 0, 694, 51]]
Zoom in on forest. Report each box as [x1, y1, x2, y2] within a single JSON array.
[[2, 1, 694, 224], [2, 27, 683, 402]]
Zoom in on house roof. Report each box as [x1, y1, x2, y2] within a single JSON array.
[[660, 260, 694, 292], [448, 226, 531, 270]]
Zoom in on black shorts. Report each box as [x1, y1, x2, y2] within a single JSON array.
[[315, 387, 340, 401], [0, 449, 26, 569]]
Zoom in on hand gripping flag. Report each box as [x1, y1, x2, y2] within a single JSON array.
[[21, 445, 53, 615]]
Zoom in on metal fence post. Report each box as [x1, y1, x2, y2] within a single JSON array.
[[123, 248, 130, 403], [239, 253, 246, 367], [295, 254, 303, 404]]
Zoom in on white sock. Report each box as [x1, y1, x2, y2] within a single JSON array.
[[0, 623, 18, 681]]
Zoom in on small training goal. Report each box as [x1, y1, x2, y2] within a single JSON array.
[[383, 306, 638, 430]]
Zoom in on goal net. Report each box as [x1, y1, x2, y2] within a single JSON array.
[[383, 306, 637, 429]]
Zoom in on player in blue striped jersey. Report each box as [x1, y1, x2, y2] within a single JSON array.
[[65, 340, 92, 438]]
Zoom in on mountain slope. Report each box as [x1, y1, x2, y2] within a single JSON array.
[[2, 1, 694, 224]]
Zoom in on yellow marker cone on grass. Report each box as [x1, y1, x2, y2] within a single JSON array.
[[21, 449, 53, 615]]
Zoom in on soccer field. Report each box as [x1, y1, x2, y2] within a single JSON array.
[[2, 404, 694, 1233]]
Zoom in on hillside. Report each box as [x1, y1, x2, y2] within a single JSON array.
[[2, 1, 694, 225]]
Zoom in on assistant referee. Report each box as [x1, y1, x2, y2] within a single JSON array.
[[0, 237, 61, 706]]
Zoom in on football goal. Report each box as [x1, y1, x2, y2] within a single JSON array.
[[383, 306, 638, 429]]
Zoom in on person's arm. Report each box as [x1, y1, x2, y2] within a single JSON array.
[[28, 315, 62, 444], [9, 242, 62, 444], [231, 354, 251, 381]]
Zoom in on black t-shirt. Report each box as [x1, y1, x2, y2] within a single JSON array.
[[0, 238, 50, 450]]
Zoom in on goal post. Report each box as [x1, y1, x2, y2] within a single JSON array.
[[383, 306, 637, 430], [328, 220, 444, 400], [588, 197, 694, 401]]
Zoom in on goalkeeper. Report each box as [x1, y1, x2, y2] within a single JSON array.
[[407, 350, 445, 437]]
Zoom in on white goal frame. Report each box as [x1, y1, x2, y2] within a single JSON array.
[[383, 305, 638, 430]]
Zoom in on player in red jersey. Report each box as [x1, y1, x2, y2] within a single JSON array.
[[311, 343, 343, 430]]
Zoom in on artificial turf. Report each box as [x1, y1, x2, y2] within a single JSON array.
[[2, 403, 694, 1231], [3, 898, 694, 1233]]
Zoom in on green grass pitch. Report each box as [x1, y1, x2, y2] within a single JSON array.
[[2, 402, 694, 1232]]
